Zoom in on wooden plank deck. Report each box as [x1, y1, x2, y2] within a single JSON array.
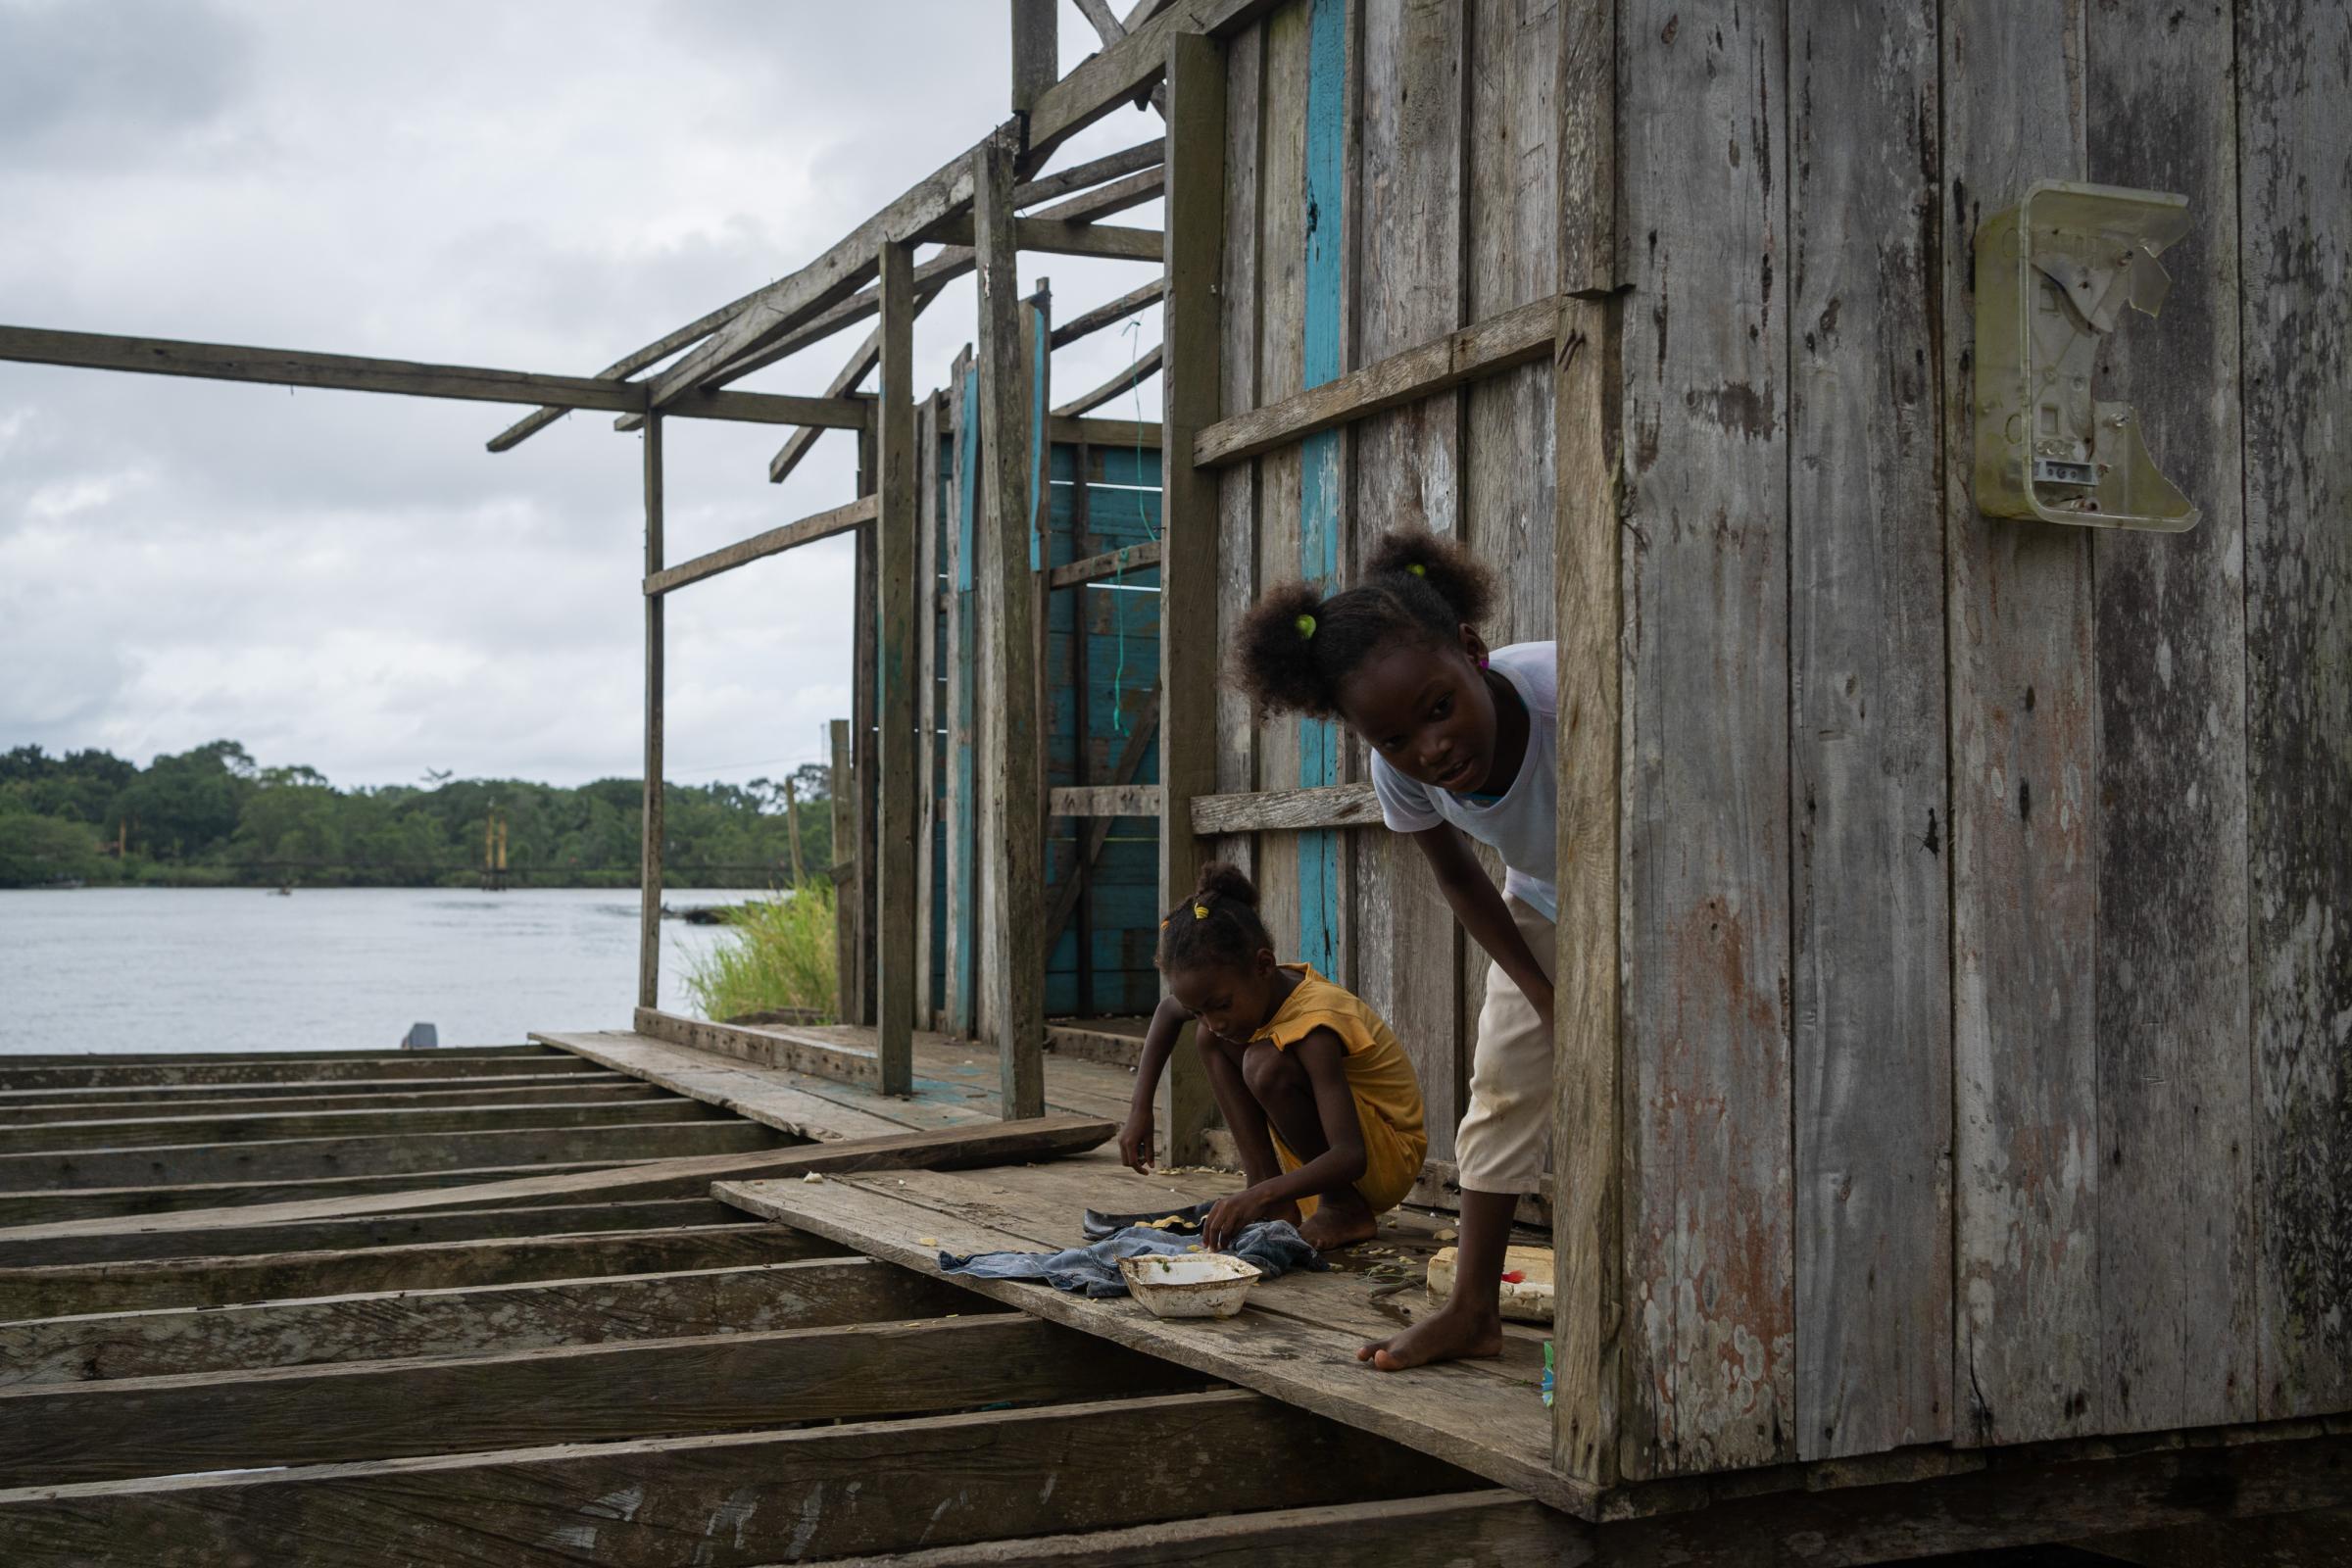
[[714, 1147, 1583, 1514]]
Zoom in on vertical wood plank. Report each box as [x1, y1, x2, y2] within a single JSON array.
[[1254, 0, 1308, 970], [1011, 0, 1059, 117], [830, 716, 855, 1012], [1161, 25, 1231, 1162], [2240, 0, 2352, 1424], [852, 425, 880, 1029], [975, 130, 1048, 1120], [1212, 20, 1266, 892], [944, 351, 981, 1038], [915, 391, 941, 1029], [1294, 0, 1352, 985], [1787, 0, 1952, 1461], [875, 241, 920, 1098], [1355, 0, 1467, 1159], [1941, 0, 2099, 1449], [2084, 0, 2254, 1437], [1617, 0, 1795, 1479], [1550, 0, 1622, 1480], [638, 414, 665, 1012]]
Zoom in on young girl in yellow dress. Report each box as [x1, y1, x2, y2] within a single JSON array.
[[1117, 862, 1428, 1252]]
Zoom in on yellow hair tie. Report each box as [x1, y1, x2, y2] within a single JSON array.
[[1295, 612, 1316, 640], [1158, 917, 1171, 929], [1193, 904, 1209, 919], [1407, 563, 1427, 577]]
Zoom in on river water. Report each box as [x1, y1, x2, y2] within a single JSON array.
[[0, 886, 744, 1054]]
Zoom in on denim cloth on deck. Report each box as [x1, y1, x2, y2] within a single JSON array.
[[938, 1219, 1325, 1298]]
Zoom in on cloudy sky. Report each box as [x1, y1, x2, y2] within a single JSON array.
[[0, 0, 1164, 790]]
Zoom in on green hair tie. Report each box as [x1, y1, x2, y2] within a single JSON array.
[[1295, 612, 1317, 640], [1407, 563, 1427, 577]]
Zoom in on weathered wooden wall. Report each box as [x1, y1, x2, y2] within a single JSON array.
[[1187, 0, 2348, 1488]]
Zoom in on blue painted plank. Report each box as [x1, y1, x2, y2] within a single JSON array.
[[1295, 0, 1348, 978], [949, 367, 982, 1033]]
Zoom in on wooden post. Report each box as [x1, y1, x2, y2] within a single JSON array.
[[1072, 434, 1096, 1019], [637, 415, 666, 1012], [1010, 0, 1058, 119], [974, 129, 1048, 1119], [874, 240, 919, 1098], [830, 718, 854, 1019], [1157, 30, 1226, 1162], [853, 425, 880, 1028], [1552, 0, 1621, 1487], [782, 777, 808, 889]]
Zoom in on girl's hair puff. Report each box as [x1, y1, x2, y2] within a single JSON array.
[[1154, 861, 1275, 973], [1231, 529, 1495, 719]]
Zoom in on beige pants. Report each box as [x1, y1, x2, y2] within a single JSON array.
[[1454, 897, 1557, 1195]]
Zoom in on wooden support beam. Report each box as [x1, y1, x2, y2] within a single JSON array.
[[0, 1096, 714, 1154], [874, 240, 919, 1098], [1192, 294, 1558, 467], [1031, 165, 1166, 225], [0, 1315, 1188, 1489], [1188, 782, 1381, 834], [853, 421, 881, 1026], [1010, 0, 1058, 116], [534, 1028, 910, 1140], [0, 1256, 989, 1389], [974, 132, 1048, 1120], [1023, 0, 1279, 168], [1054, 344, 1163, 418], [1052, 276, 1166, 349], [708, 251, 974, 406], [1052, 414, 1161, 446], [659, 387, 868, 427], [0, 1076, 656, 1120], [1156, 27, 1225, 1164], [0, 1162, 648, 1228], [761, 281, 943, 484], [0, 1045, 551, 1070], [0, 1117, 779, 1195], [639, 414, 664, 1010], [641, 494, 877, 595], [0, 1113, 1118, 1249], [930, 216, 1168, 261], [1014, 138, 1164, 209], [1047, 538, 1162, 589], [1049, 785, 1162, 817], [0, 1198, 729, 1269], [0, 1053, 596, 1093], [650, 136, 989, 407], [0, 1390, 1465, 1564], [829, 717, 857, 1016], [0, 1222, 825, 1321], [632, 1007, 880, 1087]]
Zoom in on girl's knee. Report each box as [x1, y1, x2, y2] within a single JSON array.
[[1241, 1044, 1302, 1098]]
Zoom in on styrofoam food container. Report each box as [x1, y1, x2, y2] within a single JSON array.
[[1117, 1252, 1263, 1319]]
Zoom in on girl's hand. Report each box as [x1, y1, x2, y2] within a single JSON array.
[[1116, 1109, 1156, 1173], [1202, 1184, 1280, 1250]]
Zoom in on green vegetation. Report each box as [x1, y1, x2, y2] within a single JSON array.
[[0, 741, 834, 890], [684, 886, 840, 1022]]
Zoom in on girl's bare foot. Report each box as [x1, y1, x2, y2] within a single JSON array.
[[1297, 1195, 1377, 1251], [1357, 1300, 1504, 1371]]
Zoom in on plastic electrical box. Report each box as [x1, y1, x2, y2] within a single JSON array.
[[1973, 180, 2199, 531]]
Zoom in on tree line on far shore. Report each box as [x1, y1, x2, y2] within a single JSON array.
[[0, 741, 835, 890]]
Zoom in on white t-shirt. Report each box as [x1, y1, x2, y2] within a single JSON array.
[[1369, 640, 1558, 922]]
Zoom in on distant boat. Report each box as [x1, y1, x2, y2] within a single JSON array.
[[272, 884, 293, 897]]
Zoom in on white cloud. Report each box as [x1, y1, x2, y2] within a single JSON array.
[[0, 0, 1165, 788]]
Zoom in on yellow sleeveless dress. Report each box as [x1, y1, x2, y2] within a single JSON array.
[[1250, 964, 1430, 1213]]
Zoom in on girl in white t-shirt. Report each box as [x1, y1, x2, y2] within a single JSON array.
[[1234, 529, 1556, 1372]]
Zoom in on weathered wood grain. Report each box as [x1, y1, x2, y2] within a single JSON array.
[[1052, 277, 1167, 348], [631, 1007, 882, 1087], [2240, 0, 2352, 1424], [1616, 0, 1795, 1478], [0, 1314, 1197, 1489], [1049, 784, 1163, 817], [1787, 0, 1952, 1462], [1159, 27, 1232, 1162], [2084, 0, 2256, 1437], [0, 1095, 716, 1154], [1188, 782, 1381, 833], [1047, 538, 1162, 588], [639, 412, 666, 1010], [641, 494, 876, 595], [1019, 141, 1166, 211], [975, 129, 1049, 1117], [0, 1198, 730, 1268], [915, 389, 943, 1027], [0, 1256, 991, 1388], [1024, 0, 1281, 164], [1210, 16, 1264, 904], [0, 1222, 829, 1320], [944, 349, 979, 1037], [1011, 0, 1058, 114], [0, 1076, 656, 1122], [877, 240, 920, 1097], [0, 1116, 780, 1194], [0, 1052, 595, 1093], [1941, 0, 2099, 1447], [0, 1390, 1479, 1567]]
